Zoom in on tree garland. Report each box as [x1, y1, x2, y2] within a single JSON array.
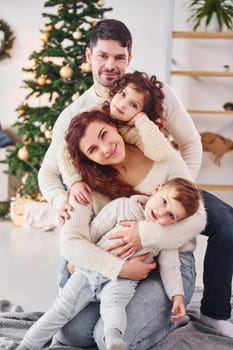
[[0, 19, 15, 61]]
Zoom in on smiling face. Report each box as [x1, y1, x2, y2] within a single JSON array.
[[110, 83, 146, 122], [79, 120, 126, 166], [86, 39, 131, 96], [144, 184, 187, 226]]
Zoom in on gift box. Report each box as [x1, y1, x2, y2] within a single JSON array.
[[11, 196, 32, 226], [11, 196, 58, 230]]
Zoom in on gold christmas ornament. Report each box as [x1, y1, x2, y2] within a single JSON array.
[[17, 103, 26, 116], [41, 31, 49, 43], [37, 74, 48, 86], [46, 78, 52, 84], [80, 61, 92, 73], [17, 146, 29, 161], [46, 24, 53, 32], [98, 0, 105, 7], [23, 136, 33, 145], [72, 29, 82, 40], [17, 108, 25, 116], [44, 128, 52, 139], [59, 65, 74, 80]]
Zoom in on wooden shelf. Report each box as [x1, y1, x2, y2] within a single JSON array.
[[198, 184, 233, 192], [188, 110, 233, 115], [172, 30, 232, 192], [171, 70, 233, 77], [172, 31, 233, 39]]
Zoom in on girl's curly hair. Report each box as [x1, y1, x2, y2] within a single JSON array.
[[109, 70, 165, 123]]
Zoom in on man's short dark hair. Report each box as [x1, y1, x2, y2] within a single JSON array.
[[89, 19, 132, 55]]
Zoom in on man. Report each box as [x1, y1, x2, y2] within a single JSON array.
[[38, 19, 233, 348]]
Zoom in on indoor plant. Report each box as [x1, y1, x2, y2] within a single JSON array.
[[186, 0, 233, 31]]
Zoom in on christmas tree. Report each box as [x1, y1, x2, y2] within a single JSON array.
[[4, 0, 112, 200]]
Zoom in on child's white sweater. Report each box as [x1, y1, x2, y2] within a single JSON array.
[[91, 194, 197, 300]]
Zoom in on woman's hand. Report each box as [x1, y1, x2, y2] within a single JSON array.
[[107, 221, 142, 259], [71, 181, 92, 205], [58, 191, 73, 225], [119, 253, 156, 280]]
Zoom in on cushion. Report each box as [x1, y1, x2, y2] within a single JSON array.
[[0, 128, 12, 147]]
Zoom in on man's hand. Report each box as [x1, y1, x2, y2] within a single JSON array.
[[58, 191, 73, 225], [71, 181, 92, 205], [171, 295, 186, 322], [107, 221, 142, 259], [119, 253, 156, 280]]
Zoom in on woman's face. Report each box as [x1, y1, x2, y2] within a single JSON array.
[[79, 121, 126, 165], [110, 83, 146, 122]]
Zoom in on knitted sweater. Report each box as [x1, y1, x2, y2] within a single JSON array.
[[59, 149, 207, 282], [38, 83, 202, 210], [91, 194, 197, 300]]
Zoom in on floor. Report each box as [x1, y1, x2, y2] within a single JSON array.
[[0, 219, 208, 313], [0, 219, 60, 312]]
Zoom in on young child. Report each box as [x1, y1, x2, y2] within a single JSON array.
[[16, 177, 204, 350]]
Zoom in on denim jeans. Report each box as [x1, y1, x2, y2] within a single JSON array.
[[56, 252, 196, 349], [200, 190, 233, 320], [58, 258, 70, 288], [22, 269, 137, 349]]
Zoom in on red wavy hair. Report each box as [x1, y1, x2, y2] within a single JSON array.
[[65, 109, 140, 199]]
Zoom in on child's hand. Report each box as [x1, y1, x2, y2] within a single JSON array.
[[71, 181, 92, 205], [67, 262, 75, 274], [127, 112, 147, 126], [171, 295, 186, 322], [58, 191, 73, 226]]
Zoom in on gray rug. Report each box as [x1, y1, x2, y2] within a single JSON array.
[[0, 289, 232, 350]]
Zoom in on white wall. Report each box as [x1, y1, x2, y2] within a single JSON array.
[[104, 0, 174, 80], [0, 0, 45, 127]]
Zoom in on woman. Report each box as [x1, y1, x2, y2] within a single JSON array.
[[54, 110, 206, 349]]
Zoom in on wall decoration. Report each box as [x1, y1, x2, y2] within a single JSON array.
[[200, 132, 233, 166], [0, 19, 15, 61]]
